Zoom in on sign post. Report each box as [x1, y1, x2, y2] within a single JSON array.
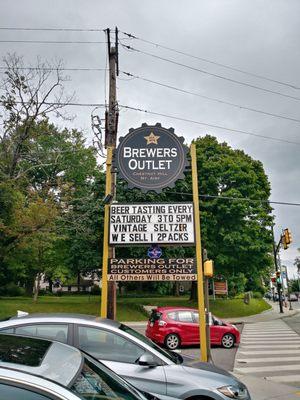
[[100, 147, 113, 318], [191, 143, 207, 362]]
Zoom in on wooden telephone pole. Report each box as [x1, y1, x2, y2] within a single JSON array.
[[101, 27, 119, 320]]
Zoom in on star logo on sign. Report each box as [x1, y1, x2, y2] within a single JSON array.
[[144, 132, 160, 145]]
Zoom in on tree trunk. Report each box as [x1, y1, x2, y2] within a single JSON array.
[[25, 276, 35, 296], [173, 282, 180, 296], [190, 281, 198, 301], [77, 272, 81, 292], [48, 278, 53, 293], [33, 273, 41, 303]]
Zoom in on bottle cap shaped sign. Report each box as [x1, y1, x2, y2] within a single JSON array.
[[114, 123, 189, 192]]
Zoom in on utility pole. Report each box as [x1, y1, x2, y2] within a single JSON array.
[[101, 27, 119, 320], [272, 225, 283, 314]]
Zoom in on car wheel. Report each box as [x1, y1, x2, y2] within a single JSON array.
[[165, 333, 180, 350], [221, 333, 235, 348]]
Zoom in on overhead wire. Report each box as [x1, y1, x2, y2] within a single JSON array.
[[121, 31, 300, 90], [5, 100, 106, 107], [0, 27, 104, 32], [2, 66, 299, 123], [3, 99, 300, 144], [118, 104, 300, 146], [0, 40, 106, 44], [121, 71, 300, 124], [166, 192, 300, 207], [0, 66, 107, 72], [120, 43, 300, 102]]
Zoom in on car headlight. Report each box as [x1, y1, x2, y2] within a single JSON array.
[[218, 385, 249, 399]]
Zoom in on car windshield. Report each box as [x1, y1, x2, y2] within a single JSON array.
[[213, 316, 224, 326], [71, 355, 147, 400], [119, 324, 182, 365]]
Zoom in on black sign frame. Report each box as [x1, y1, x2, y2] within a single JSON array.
[[114, 123, 189, 192]]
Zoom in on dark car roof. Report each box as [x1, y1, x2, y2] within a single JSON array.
[[9, 313, 121, 328], [0, 334, 52, 366]]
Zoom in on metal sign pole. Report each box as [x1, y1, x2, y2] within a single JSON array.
[[190, 143, 208, 362]]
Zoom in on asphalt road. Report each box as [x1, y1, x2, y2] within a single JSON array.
[[127, 322, 242, 372]]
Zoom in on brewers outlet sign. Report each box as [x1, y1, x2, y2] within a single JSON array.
[[114, 123, 189, 192]]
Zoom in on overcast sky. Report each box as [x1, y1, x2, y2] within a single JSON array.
[[1, 0, 299, 277]]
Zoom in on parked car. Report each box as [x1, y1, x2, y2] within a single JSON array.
[[0, 313, 250, 400], [264, 292, 272, 300], [146, 307, 240, 350], [0, 334, 162, 400]]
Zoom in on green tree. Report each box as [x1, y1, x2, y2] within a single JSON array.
[[294, 249, 300, 274], [192, 136, 273, 278], [4, 197, 58, 299], [0, 182, 24, 284], [0, 118, 103, 296]]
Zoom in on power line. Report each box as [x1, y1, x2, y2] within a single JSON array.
[[118, 104, 300, 146], [3, 65, 300, 124], [0, 66, 107, 72], [0, 27, 104, 32], [1, 100, 106, 107], [3, 98, 300, 145], [167, 191, 300, 207], [43, 101, 106, 107], [121, 71, 300, 124], [122, 31, 300, 90], [121, 44, 300, 102], [0, 40, 106, 44]]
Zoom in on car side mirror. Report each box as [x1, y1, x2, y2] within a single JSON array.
[[138, 354, 158, 367]]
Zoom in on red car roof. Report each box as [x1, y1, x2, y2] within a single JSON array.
[[154, 306, 198, 312]]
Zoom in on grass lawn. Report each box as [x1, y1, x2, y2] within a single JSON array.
[[0, 295, 271, 321]]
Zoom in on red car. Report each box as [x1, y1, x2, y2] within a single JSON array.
[[145, 306, 240, 350]]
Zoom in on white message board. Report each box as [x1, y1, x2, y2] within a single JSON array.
[[109, 203, 195, 245]]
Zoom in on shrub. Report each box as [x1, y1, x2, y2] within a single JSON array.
[[252, 291, 263, 299], [38, 290, 55, 296], [90, 285, 101, 295], [228, 273, 247, 298], [0, 283, 26, 296]]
